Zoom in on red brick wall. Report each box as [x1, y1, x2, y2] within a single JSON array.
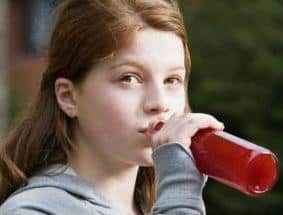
[[9, 0, 48, 101]]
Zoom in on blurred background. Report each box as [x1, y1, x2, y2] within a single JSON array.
[[0, 0, 282, 214]]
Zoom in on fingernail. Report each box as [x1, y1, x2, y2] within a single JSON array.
[[154, 121, 165, 131]]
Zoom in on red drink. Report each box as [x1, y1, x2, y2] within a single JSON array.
[[191, 128, 278, 196]]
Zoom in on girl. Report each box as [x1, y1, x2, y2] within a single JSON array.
[[0, 0, 224, 214]]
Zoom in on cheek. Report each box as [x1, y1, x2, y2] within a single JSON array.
[[169, 90, 186, 113], [79, 90, 139, 134], [104, 92, 138, 120]]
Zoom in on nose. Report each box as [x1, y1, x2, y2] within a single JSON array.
[[143, 85, 169, 115]]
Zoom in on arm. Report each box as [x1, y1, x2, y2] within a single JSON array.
[[150, 143, 207, 215], [1, 209, 47, 215]]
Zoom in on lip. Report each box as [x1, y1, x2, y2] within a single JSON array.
[[138, 128, 154, 140], [138, 120, 165, 135], [138, 128, 147, 133]]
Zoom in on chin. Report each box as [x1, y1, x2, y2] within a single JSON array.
[[137, 151, 154, 167], [139, 160, 154, 167], [127, 144, 154, 166]]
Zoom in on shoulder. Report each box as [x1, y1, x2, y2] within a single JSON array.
[[0, 187, 88, 215]]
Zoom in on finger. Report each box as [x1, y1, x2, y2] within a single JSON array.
[[188, 113, 224, 130]]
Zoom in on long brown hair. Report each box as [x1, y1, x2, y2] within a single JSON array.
[[0, 0, 191, 212]]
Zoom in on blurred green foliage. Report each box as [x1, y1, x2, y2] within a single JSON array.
[[8, 87, 25, 129], [180, 0, 283, 214]]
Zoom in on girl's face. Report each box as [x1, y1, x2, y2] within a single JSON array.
[[75, 28, 186, 166]]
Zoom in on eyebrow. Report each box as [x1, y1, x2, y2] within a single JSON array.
[[110, 60, 147, 71], [110, 59, 186, 74]]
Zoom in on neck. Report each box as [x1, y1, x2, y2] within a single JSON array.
[[68, 139, 140, 214]]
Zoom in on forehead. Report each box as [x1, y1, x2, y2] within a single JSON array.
[[111, 28, 185, 68], [80, 28, 187, 92]]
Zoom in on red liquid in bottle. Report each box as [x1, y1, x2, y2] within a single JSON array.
[[191, 128, 278, 196]]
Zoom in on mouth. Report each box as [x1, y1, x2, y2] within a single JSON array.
[[138, 128, 153, 141], [138, 121, 165, 135], [138, 128, 147, 133]]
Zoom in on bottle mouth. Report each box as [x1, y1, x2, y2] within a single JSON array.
[[246, 153, 278, 195]]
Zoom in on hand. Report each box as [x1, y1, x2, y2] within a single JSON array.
[[149, 113, 225, 150]]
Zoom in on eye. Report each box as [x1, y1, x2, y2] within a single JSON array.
[[165, 76, 183, 85], [119, 74, 141, 84]]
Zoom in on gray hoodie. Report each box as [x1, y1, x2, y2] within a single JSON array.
[[0, 143, 207, 215]]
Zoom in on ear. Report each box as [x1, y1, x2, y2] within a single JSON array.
[[55, 78, 78, 118]]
